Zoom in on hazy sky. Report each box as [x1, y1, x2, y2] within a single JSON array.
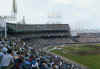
[[0, 0, 99, 31]]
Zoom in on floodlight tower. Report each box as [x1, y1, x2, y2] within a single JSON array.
[[5, 0, 18, 23], [0, 0, 18, 38], [12, 0, 17, 18], [22, 16, 26, 24]]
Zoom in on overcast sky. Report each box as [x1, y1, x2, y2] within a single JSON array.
[[0, 0, 99, 31]]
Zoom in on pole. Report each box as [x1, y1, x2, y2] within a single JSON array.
[[5, 22, 7, 39], [4, 17, 7, 39]]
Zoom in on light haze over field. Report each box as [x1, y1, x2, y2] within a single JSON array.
[[0, 0, 99, 31]]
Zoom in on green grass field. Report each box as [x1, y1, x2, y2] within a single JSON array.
[[51, 44, 100, 69]]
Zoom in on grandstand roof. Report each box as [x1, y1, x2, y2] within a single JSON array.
[[7, 23, 70, 32]]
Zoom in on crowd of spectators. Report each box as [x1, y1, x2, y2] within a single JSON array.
[[0, 38, 82, 69], [25, 38, 74, 49]]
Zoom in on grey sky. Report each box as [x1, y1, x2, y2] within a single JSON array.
[[0, 0, 99, 31]]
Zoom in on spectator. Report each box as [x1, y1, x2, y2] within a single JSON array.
[[0, 47, 14, 69]]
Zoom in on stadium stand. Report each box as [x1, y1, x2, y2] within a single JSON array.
[[6, 23, 71, 39], [0, 38, 86, 69], [76, 33, 100, 43], [7, 23, 70, 32]]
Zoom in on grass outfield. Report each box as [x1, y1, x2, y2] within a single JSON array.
[[51, 44, 100, 69]]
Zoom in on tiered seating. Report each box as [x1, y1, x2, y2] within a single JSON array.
[[0, 38, 82, 69], [25, 38, 75, 48]]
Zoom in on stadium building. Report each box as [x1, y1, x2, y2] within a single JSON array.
[[7, 23, 71, 39], [0, 0, 72, 47]]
